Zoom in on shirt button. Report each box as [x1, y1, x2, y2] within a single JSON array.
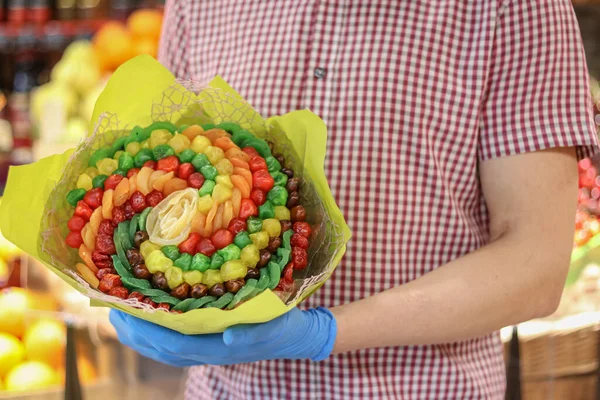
[[314, 67, 327, 79]]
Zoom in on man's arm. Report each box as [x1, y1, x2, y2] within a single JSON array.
[[332, 147, 578, 352]]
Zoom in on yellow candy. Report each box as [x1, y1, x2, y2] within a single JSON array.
[[168, 134, 191, 153], [197, 194, 214, 214], [190, 135, 211, 154], [183, 270, 204, 286], [215, 175, 233, 188], [76, 174, 93, 191], [125, 142, 141, 156], [240, 244, 260, 268], [145, 249, 174, 273], [274, 206, 291, 221], [202, 269, 223, 288], [165, 266, 184, 289], [205, 146, 225, 165], [149, 129, 172, 149], [220, 260, 248, 281], [112, 150, 124, 160], [212, 183, 232, 204], [140, 241, 161, 259], [249, 231, 269, 250], [262, 219, 281, 238], [215, 158, 233, 176], [97, 158, 118, 175], [140, 139, 150, 149], [84, 167, 99, 179]]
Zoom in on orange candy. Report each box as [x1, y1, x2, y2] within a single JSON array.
[[163, 178, 188, 196], [230, 175, 251, 199]]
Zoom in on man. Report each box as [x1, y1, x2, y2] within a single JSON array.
[[110, 1, 599, 398]]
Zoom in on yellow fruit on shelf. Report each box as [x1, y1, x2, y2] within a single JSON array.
[[133, 38, 159, 58], [0, 333, 25, 379], [23, 319, 66, 368], [93, 22, 134, 72], [4, 361, 59, 392], [0, 288, 58, 338], [127, 9, 163, 40]]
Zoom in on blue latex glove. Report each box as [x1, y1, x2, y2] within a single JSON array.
[[109, 307, 337, 367]]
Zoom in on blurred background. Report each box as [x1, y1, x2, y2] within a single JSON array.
[[0, 1, 599, 400]]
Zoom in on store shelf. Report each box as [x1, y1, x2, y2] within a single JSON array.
[[0, 20, 109, 40]]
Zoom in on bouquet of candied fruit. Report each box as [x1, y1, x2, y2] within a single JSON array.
[[0, 56, 350, 334]]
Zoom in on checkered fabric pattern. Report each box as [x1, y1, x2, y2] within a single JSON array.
[[159, 1, 598, 398]]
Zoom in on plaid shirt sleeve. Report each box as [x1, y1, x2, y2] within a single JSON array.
[[158, 0, 191, 80], [479, 0, 599, 161]]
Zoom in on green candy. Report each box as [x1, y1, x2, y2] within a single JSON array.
[[272, 171, 288, 187], [217, 244, 241, 262], [121, 276, 152, 291], [201, 123, 216, 130], [233, 231, 252, 249], [178, 124, 189, 132], [149, 295, 181, 307], [189, 295, 217, 310], [161, 245, 180, 261], [252, 267, 271, 296], [134, 148, 154, 168], [267, 261, 282, 290], [145, 121, 178, 134], [139, 288, 170, 297], [277, 248, 291, 272], [117, 220, 133, 250], [259, 200, 275, 219], [152, 144, 176, 160], [128, 214, 140, 245], [204, 292, 234, 309], [200, 165, 218, 180], [115, 222, 132, 271], [124, 126, 145, 146], [174, 253, 193, 271], [226, 279, 258, 310], [92, 174, 108, 189], [265, 156, 281, 173], [178, 148, 196, 164], [198, 180, 216, 196], [191, 153, 211, 171], [111, 255, 133, 278], [245, 138, 271, 158], [110, 136, 127, 155], [138, 207, 153, 232], [172, 298, 196, 312], [283, 229, 293, 250], [246, 217, 262, 234], [267, 186, 288, 207], [190, 253, 211, 272], [210, 253, 224, 270], [216, 122, 241, 134], [113, 169, 127, 176], [88, 148, 110, 167], [118, 152, 135, 171], [66, 188, 86, 207], [231, 130, 255, 147]]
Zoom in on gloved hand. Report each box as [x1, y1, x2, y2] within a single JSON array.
[[109, 307, 337, 367]]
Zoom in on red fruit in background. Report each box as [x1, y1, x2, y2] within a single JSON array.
[[252, 170, 274, 192], [250, 189, 266, 206], [83, 188, 104, 209], [575, 229, 592, 247], [130, 191, 147, 213], [238, 198, 258, 220], [156, 155, 180, 173], [98, 220, 115, 236], [143, 160, 157, 169], [575, 211, 589, 230], [227, 218, 247, 235], [179, 233, 201, 254], [197, 238, 216, 257], [127, 168, 140, 178], [579, 158, 592, 173], [112, 206, 126, 225], [74, 201, 93, 220], [146, 190, 164, 207], [187, 172, 205, 189], [66, 231, 83, 248], [104, 174, 124, 190], [177, 163, 195, 180], [579, 188, 591, 204], [592, 188, 600, 200], [211, 229, 233, 250], [586, 219, 600, 236], [291, 247, 308, 270], [249, 156, 267, 172], [293, 222, 312, 238], [67, 215, 86, 232], [290, 233, 309, 249], [96, 234, 116, 255], [108, 286, 129, 299], [243, 147, 260, 159]]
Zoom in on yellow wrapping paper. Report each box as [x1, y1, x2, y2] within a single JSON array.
[[0, 55, 351, 334]]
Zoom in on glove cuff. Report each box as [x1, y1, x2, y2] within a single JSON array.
[[310, 307, 337, 362]]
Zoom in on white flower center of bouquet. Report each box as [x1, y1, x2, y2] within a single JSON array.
[[145, 188, 199, 246]]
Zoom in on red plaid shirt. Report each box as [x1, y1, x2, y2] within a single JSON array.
[[159, 1, 598, 398]]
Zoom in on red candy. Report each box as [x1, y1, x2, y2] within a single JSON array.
[[197, 238, 216, 257], [108, 286, 129, 299], [283, 262, 294, 282], [66, 231, 83, 248], [98, 273, 122, 293], [83, 188, 103, 209], [130, 191, 147, 213], [252, 170, 274, 192], [143, 160, 157, 169], [243, 147, 260, 158], [293, 222, 312, 238], [156, 155, 180, 173], [98, 220, 115, 236], [104, 174, 124, 190], [211, 229, 233, 250], [290, 233, 309, 249], [187, 172, 205, 189], [227, 218, 247, 235], [67, 215, 86, 232], [123, 201, 135, 219], [142, 297, 158, 308], [157, 303, 171, 311], [127, 168, 140, 179], [291, 247, 308, 270], [179, 233, 202, 254], [95, 267, 115, 280], [96, 234, 116, 255], [239, 198, 258, 220], [92, 251, 111, 264], [146, 190, 164, 207], [127, 291, 145, 302], [112, 206, 126, 225], [177, 163, 195, 180], [74, 201, 93, 221], [249, 156, 268, 172], [250, 189, 266, 206]]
